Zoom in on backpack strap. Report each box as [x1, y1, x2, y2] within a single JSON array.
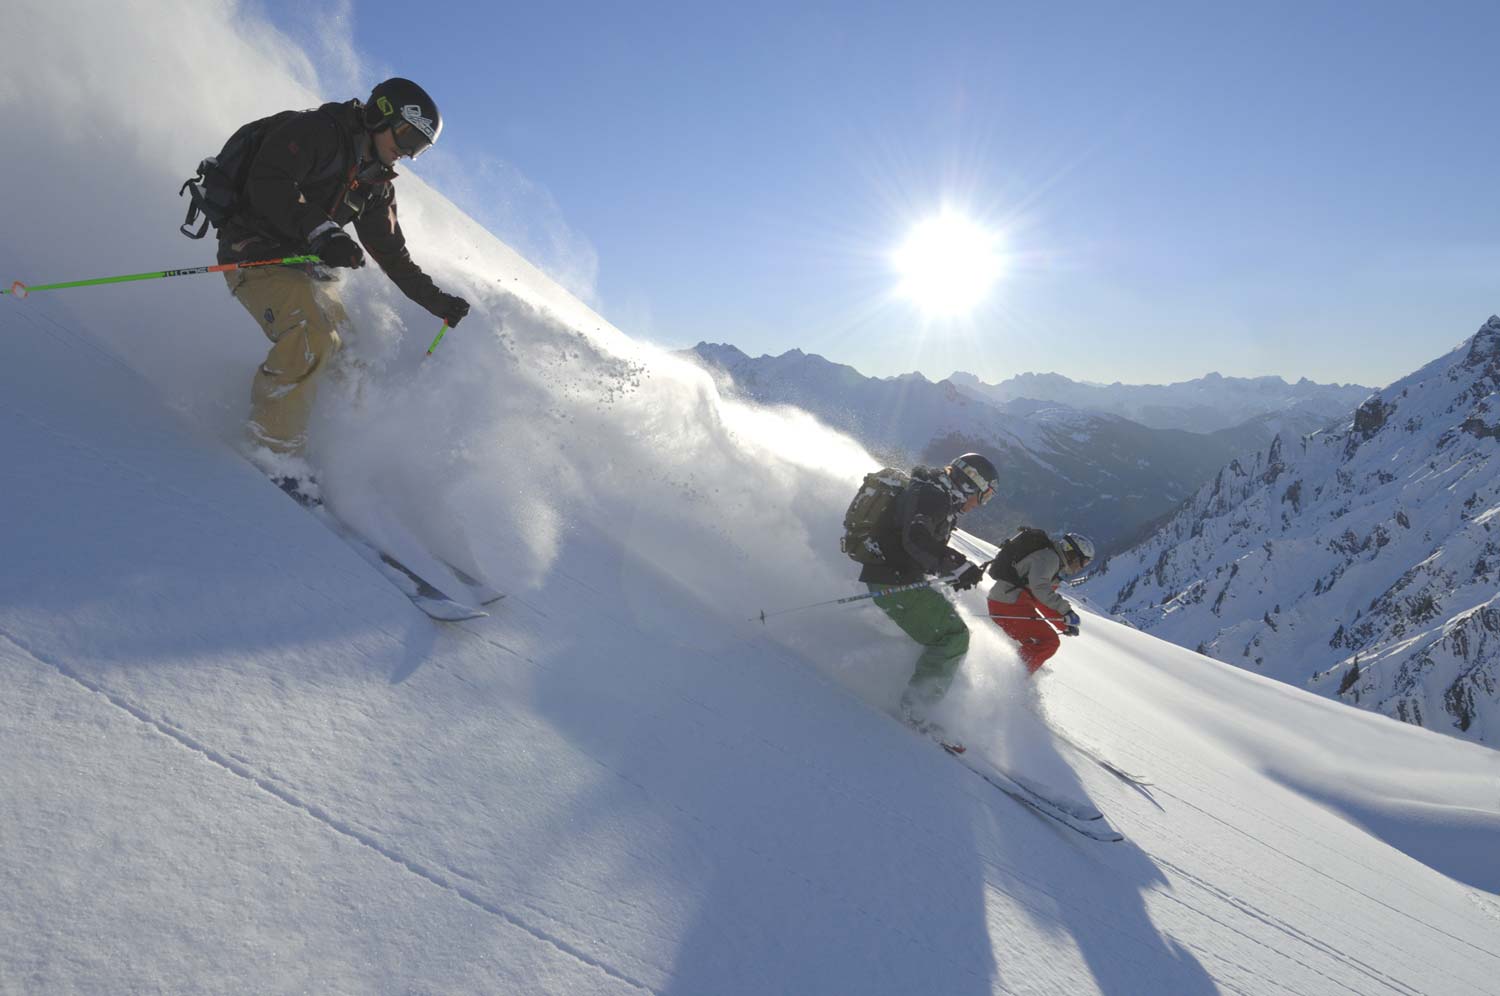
[[989, 527, 1055, 588], [177, 161, 214, 239], [319, 107, 362, 220], [178, 106, 355, 243]]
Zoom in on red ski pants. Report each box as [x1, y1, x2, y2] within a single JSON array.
[[987, 590, 1064, 674]]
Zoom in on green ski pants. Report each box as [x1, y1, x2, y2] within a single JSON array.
[[868, 583, 970, 707]]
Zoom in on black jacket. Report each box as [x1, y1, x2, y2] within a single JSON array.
[[217, 99, 441, 312], [858, 467, 967, 585]]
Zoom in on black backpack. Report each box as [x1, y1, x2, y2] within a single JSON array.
[[178, 110, 302, 239], [987, 526, 1054, 586], [839, 468, 911, 565]]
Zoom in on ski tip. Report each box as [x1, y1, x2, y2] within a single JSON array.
[[416, 598, 488, 622]]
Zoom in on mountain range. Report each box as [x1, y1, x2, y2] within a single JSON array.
[[688, 343, 1369, 554], [1080, 318, 1500, 745], [950, 369, 1371, 432]]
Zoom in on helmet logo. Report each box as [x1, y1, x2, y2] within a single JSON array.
[[377, 96, 395, 117], [399, 104, 437, 141]]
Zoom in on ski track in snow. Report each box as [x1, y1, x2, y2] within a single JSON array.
[[1050, 679, 1500, 969], [1152, 855, 1427, 996], [0, 629, 662, 996]]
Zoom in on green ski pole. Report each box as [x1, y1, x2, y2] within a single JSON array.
[[425, 322, 450, 357], [2, 255, 323, 298]]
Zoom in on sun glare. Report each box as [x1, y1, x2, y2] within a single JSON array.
[[892, 212, 1005, 318]]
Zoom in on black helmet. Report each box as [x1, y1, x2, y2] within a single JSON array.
[[949, 453, 998, 504], [364, 78, 442, 158]]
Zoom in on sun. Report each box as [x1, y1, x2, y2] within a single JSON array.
[[892, 211, 1005, 318]]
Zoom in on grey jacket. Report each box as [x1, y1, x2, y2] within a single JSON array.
[[989, 545, 1073, 615]]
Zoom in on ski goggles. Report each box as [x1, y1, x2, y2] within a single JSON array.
[[954, 464, 996, 504], [391, 120, 434, 159], [1061, 536, 1092, 569]]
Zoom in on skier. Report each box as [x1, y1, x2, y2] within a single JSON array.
[[845, 453, 998, 736], [214, 77, 470, 502], [985, 528, 1095, 674]]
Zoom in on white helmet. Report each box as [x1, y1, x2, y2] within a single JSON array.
[[1060, 532, 1095, 569]]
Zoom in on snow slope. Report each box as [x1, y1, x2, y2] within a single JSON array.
[[3, 4, 1500, 993], [5, 298, 1500, 995]]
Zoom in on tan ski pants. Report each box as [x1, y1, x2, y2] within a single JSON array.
[[224, 266, 348, 454]]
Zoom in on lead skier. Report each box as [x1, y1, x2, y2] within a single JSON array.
[[212, 78, 470, 502]]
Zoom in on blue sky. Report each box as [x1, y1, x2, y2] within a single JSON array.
[[254, 0, 1500, 388]]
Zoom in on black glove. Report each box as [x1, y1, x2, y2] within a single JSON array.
[[430, 292, 471, 328], [951, 563, 984, 591], [312, 229, 365, 269]]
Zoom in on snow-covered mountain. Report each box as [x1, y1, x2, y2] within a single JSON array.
[[3, 6, 1500, 994], [951, 369, 1372, 433], [688, 342, 1286, 554], [1081, 318, 1500, 746]]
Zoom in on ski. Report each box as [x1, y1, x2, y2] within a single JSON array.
[[331, 512, 488, 621], [1047, 728, 1152, 787], [438, 559, 506, 606], [950, 747, 1125, 843], [297, 502, 488, 622], [900, 720, 1124, 842]]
